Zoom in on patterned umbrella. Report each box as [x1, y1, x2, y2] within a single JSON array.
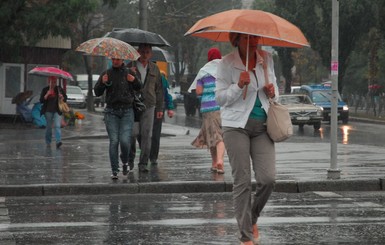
[[28, 66, 74, 81], [76, 37, 140, 60]]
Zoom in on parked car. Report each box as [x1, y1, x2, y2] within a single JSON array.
[[278, 94, 323, 130], [169, 86, 184, 109], [65, 85, 86, 109], [299, 84, 349, 124], [75, 74, 104, 107]]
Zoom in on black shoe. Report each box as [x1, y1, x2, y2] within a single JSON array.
[[139, 164, 149, 173], [129, 162, 134, 171], [150, 160, 158, 166], [56, 142, 62, 149], [111, 172, 118, 179], [122, 164, 129, 175]]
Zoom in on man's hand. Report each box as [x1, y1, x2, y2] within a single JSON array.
[[156, 111, 164, 119]]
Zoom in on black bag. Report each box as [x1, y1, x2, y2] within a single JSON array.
[[133, 92, 146, 122]]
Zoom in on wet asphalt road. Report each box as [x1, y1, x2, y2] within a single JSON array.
[[1, 104, 385, 244], [1, 191, 385, 244]]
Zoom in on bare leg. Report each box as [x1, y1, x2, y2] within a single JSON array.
[[216, 141, 225, 174], [210, 147, 217, 171]]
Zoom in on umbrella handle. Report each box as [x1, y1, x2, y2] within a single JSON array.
[[243, 35, 250, 100], [243, 85, 248, 100]]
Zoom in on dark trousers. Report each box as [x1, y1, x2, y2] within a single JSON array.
[[149, 110, 164, 163]]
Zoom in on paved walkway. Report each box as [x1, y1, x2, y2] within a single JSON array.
[[0, 110, 384, 196]]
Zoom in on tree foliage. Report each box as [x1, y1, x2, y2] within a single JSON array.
[[146, 0, 241, 84], [274, 0, 379, 93], [0, 0, 101, 61]]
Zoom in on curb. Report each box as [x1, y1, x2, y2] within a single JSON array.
[[0, 178, 384, 196]]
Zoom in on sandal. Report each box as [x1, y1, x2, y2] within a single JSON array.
[[216, 163, 225, 174], [210, 166, 218, 172]]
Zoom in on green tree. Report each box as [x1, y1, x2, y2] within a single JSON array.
[[0, 0, 101, 61], [147, 0, 241, 86], [274, 0, 377, 93]]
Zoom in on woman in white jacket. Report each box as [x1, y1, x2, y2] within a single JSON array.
[[215, 33, 278, 245]]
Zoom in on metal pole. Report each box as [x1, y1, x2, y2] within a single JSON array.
[[139, 0, 148, 30], [328, 0, 341, 179]]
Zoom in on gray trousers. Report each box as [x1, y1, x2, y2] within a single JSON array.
[[223, 119, 275, 242], [129, 106, 155, 165]]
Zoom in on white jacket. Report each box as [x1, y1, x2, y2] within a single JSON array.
[[215, 49, 279, 128]]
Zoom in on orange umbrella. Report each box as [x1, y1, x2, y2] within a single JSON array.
[[185, 9, 309, 99], [184, 9, 309, 48]]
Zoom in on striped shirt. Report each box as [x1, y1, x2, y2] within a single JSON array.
[[197, 74, 220, 113]]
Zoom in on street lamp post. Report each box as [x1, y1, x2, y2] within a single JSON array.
[[328, 0, 341, 179]]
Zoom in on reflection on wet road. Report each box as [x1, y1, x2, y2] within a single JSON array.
[[2, 191, 385, 244]]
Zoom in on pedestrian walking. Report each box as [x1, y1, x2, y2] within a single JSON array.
[[94, 58, 141, 179], [39, 76, 67, 149], [191, 47, 225, 174], [127, 44, 164, 173], [215, 33, 278, 245], [149, 70, 175, 165]]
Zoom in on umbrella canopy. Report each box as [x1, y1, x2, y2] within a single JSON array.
[[106, 28, 171, 47], [12, 90, 33, 104], [29, 66, 74, 81], [76, 37, 140, 60], [185, 9, 310, 48], [151, 47, 174, 63]]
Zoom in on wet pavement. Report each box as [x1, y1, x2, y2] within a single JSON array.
[[0, 109, 385, 196], [1, 191, 385, 244], [1, 109, 385, 244]]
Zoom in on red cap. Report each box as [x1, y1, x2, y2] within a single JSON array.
[[207, 47, 221, 62]]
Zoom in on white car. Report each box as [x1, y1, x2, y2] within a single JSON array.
[[278, 94, 323, 130], [65, 85, 86, 109], [75, 74, 104, 107]]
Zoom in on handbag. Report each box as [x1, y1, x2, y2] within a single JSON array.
[[266, 99, 293, 142], [133, 92, 146, 121], [260, 54, 292, 142], [57, 87, 70, 113], [58, 98, 70, 113]]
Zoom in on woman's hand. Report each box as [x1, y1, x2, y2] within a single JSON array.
[[167, 110, 174, 118], [102, 74, 109, 85], [127, 74, 135, 82], [263, 83, 275, 98], [238, 71, 250, 89]]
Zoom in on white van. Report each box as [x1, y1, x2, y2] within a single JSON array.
[[75, 74, 104, 107]]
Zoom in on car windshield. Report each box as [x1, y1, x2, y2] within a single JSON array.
[[77, 81, 88, 90], [67, 86, 82, 94], [279, 95, 312, 105], [312, 90, 342, 103]]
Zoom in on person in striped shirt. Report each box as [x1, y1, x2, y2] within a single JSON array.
[[191, 47, 225, 174]]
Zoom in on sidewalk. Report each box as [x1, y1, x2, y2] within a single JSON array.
[[0, 110, 384, 196]]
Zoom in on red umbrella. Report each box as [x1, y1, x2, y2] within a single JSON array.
[[29, 66, 74, 81], [368, 84, 382, 90]]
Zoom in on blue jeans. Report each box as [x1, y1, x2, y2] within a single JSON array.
[[44, 112, 62, 145], [104, 108, 134, 173]]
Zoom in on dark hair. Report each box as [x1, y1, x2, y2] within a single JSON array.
[[138, 43, 152, 50], [229, 32, 240, 47]]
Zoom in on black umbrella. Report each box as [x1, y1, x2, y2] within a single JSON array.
[[151, 47, 174, 63], [106, 28, 171, 47]]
